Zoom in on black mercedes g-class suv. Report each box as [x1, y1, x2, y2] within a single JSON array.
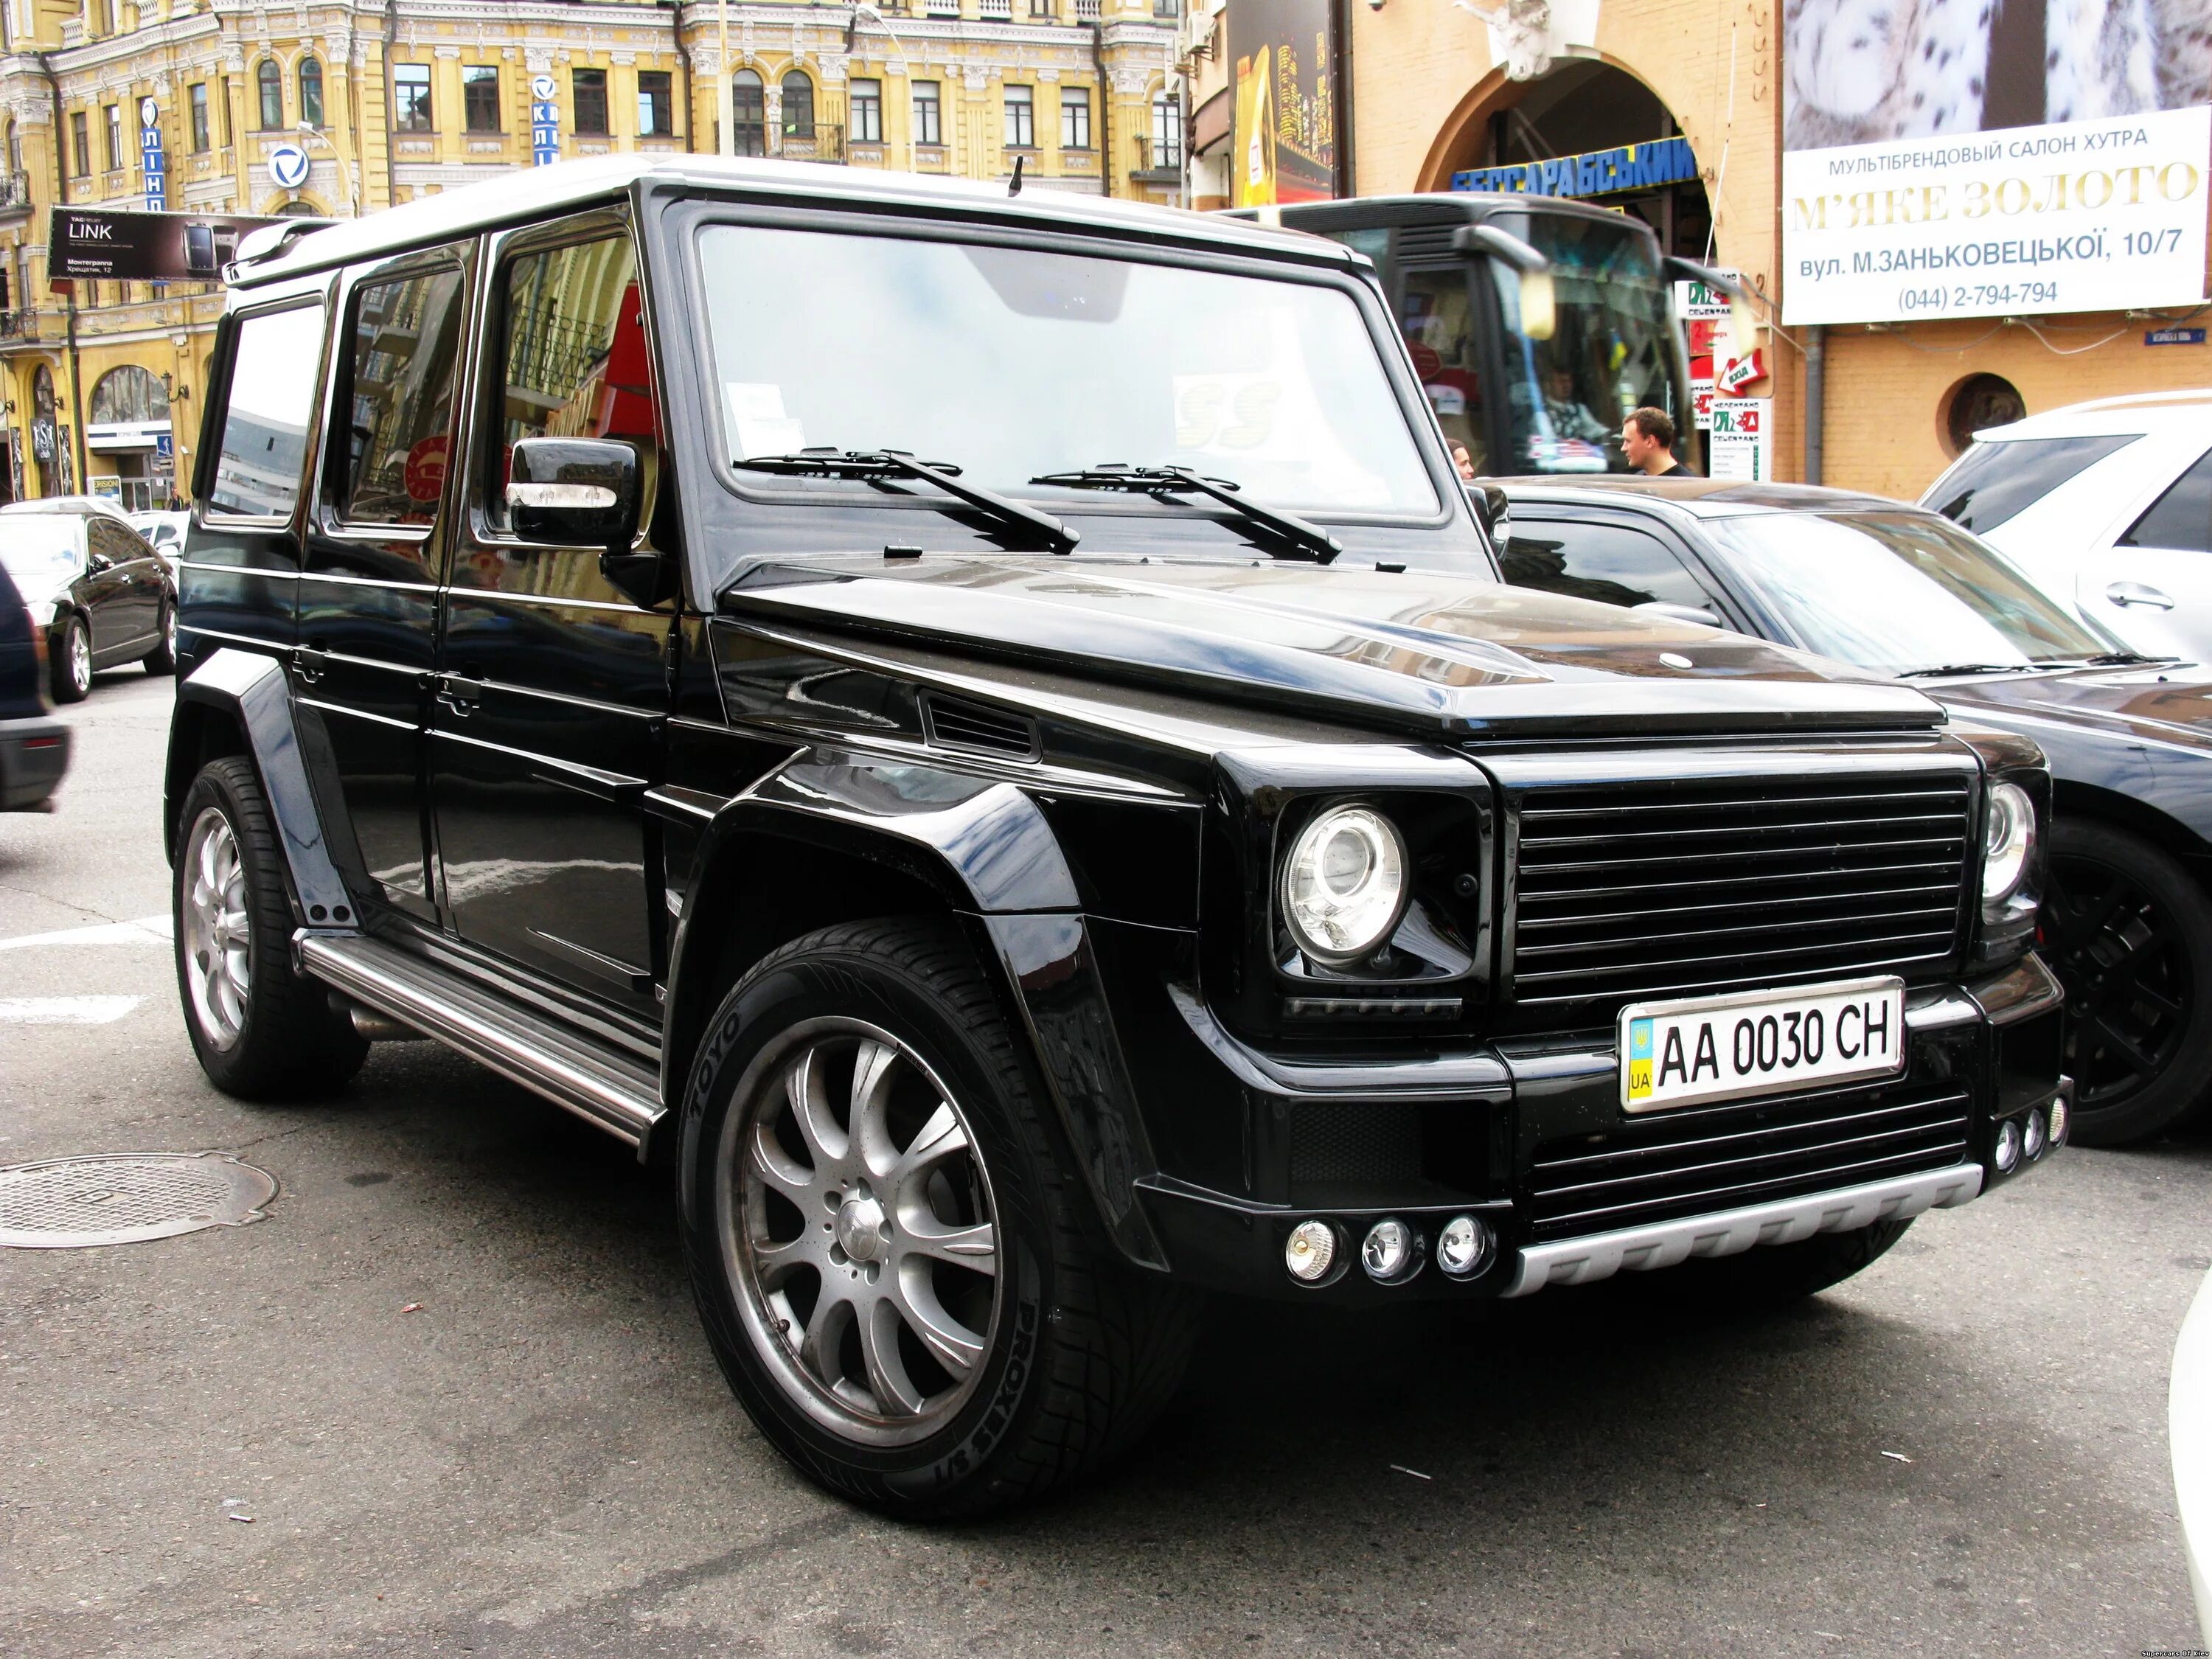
[[166, 157, 2065, 1517]]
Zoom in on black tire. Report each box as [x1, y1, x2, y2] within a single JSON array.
[[2045, 818, 2212, 1146], [173, 757, 368, 1099], [1642, 1217, 1916, 1314], [50, 614, 89, 703], [144, 600, 177, 675], [679, 918, 1199, 1519]]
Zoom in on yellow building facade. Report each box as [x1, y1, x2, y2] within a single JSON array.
[[0, 0, 1183, 504]]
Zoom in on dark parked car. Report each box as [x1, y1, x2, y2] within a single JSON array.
[[0, 508, 176, 701], [164, 157, 2063, 1518], [1492, 476, 2212, 1145], [0, 560, 69, 810]]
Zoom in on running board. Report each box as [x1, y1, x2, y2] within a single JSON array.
[[296, 931, 665, 1152]]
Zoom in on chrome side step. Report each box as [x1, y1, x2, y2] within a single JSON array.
[[296, 931, 665, 1151]]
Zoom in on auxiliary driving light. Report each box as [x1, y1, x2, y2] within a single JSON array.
[[1436, 1213, 1495, 1279], [1285, 1220, 1338, 1283], [1361, 1217, 1422, 1284], [2024, 1107, 2048, 1162], [2048, 1093, 2070, 1148], [1993, 1118, 2023, 1175]]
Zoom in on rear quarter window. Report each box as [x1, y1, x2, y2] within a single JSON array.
[[2119, 445, 2212, 554], [1923, 434, 2140, 532], [207, 303, 328, 521]]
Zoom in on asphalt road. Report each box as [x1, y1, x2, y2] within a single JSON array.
[[4, 670, 2208, 1658]]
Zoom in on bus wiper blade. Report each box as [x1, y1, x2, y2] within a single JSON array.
[[1895, 663, 2022, 678], [1032, 463, 1341, 565], [737, 448, 1079, 554]]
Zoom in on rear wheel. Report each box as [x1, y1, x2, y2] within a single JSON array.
[[2045, 818, 2212, 1145], [680, 919, 1197, 1518], [52, 615, 90, 703], [144, 601, 176, 675], [173, 757, 367, 1099]]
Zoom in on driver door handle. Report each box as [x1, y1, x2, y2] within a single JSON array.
[[293, 646, 329, 686], [2107, 580, 2176, 611], [435, 673, 484, 717]]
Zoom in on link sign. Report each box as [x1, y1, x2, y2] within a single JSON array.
[[531, 74, 560, 167], [139, 97, 164, 213]]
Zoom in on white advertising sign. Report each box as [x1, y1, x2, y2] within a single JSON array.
[[1784, 107, 2210, 324], [1707, 398, 1772, 481]]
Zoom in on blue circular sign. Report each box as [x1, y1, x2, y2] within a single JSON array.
[[268, 144, 310, 190]]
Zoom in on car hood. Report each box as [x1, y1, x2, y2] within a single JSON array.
[[719, 556, 1946, 740], [1926, 660, 2212, 752]]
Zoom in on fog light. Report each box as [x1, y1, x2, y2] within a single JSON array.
[[2024, 1107, 2048, 1161], [2048, 1093, 2069, 1148], [1361, 1217, 1422, 1284], [1993, 1118, 2023, 1174], [1436, 1214, 1494, 1279], [1285, 1220, 1337, 1283]]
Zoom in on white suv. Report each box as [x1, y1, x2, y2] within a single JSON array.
[[1921, 390, 2212, 661]]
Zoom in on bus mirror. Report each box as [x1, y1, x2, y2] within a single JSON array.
[[1519, 268, 1557, 342]]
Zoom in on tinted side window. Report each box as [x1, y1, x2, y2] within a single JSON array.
[[1925, 434, 2139, 532], [1399, 267, 1486, 475], [338, 267, 466, 526], [1501, 519, 1719, 612], [88, 521, 139, 565], [209, 304, 327, 519], [2119, 446, 2212, 554]]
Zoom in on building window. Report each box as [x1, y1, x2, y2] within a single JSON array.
[[911, 81, 941, 146], [105, 104, 122, 170], [1152, 91, 1182, 168], [638, 70, 673, 137], [394, 64, 433, 133], [257, 60, 282, 131], [1030, 0, 1056, 14], [189, 83, 210, 152], [781, 71, 814, 140], [572, 68, 608, 136], [462, 66, 500, 133], [1004, 85, 1033, 150], [299, 58, 324, 129], [1060, 86, 1091, 150], [218, 75, 234, 147], [71, 111, 89, 178], [731, 69, 765, 156], [849, 77, 882, 143]]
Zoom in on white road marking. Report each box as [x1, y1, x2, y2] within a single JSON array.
[[0, 914, 173, 951], [0, 995, 144, 1025]]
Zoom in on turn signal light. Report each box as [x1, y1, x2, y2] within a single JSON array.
[[1285, 1220, 1337, 1283], [2048, 1093, 2070, 1148]]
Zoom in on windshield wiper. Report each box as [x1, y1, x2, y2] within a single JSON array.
[[2070, 650, 2171, 667], [1895, 663, 2023, 678], [1032, 463, 1341, 564], [737, 448, 1079, 554]]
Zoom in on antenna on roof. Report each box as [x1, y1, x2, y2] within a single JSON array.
[[1009, 156, 1024, 198]]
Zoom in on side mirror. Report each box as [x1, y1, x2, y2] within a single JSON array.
[[505, 437, 670, 607], [1467, 483, 1512, 548], [1632, 600, 1722, 629]]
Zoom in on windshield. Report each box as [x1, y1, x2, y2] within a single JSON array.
[[1922, 434, 2140, 532], [1703, 509, 2115, 674], [1489, 211, 1683, 476], [696, 225, 1438, 518], [0, 518, 82, 589]]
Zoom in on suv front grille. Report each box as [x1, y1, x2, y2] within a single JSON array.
[[1509, 773, 1972, 1011], [1526, 1080, 1972, 1239]]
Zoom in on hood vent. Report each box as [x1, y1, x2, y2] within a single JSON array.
[[919, 692, 1040, 761]]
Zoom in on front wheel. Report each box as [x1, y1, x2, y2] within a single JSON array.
[[680, 919, 1197, 1519]]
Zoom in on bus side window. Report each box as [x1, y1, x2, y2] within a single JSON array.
[[1399, 268, 1484, 476]]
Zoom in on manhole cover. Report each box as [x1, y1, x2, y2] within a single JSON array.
[[0, 1152, 276, 1248]]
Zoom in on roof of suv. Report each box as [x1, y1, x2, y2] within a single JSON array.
[[1969, 389, 2212, 440], [231, 155, 1357, 289]]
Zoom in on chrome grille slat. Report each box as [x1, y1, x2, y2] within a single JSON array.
[[1514, 902, 1963, 959]]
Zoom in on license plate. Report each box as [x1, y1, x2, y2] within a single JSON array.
[[1620, 975, 1906, 1113]]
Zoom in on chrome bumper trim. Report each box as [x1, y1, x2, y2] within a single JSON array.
[[1502, 1161, 1985, 1298]]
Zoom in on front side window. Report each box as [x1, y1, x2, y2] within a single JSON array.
[[70, 112, 89, 179], [1924, 434, 2142, 532], [257, 62, 282, 131], [782, 72, 815, 139], [698, 225, 1438, 546], [1500, 520, 1720, 613], [1004, 85, 1034, 149], [299, 58, 324, 128], [849, 78, 881, 143], [337, 268, 467, 527], [2118, 447, 2212, 554], [572, 68, 608, 136], [463, 66, 501, 133], [638, 70, 672, 137], [731, 70, 765, 155], [209, 305, 327, 518], [394, 65, 433, 133], [911, 81, 941, 145], [189, 84, 210, 152], [105, 104, 122, 170], [1060, 86, 1091, 150]]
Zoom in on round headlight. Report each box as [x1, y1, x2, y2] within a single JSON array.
[[1280, 807, 1409, 964], [1436, 1214, 1495, 1279], [1360, 1217, 1422, 1284], [1993, 1117, 2023, 1175], [1982, 780, 2035, 902]]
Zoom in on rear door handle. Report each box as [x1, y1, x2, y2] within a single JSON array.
[[2107, 580, 2175, 611], [293, 647, 329, 686], [435, 673, 484, 716]]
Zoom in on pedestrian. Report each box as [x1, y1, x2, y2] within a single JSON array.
[[1621, 406, 1697, 477], [1447, 439, 1477, 483]]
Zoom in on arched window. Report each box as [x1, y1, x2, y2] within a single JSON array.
[[298, 57, 324, 129], [731, 69, 765, 157], [257, 60, 283, 131], [89, 365, 170, 425], [780, 70, 815, 140]]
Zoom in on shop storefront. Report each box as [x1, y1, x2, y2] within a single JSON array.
[[85, 365, 173, 512]]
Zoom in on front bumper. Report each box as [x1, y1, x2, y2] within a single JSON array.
[[0, 713, 69, 810], [1129, 952, 2067, 1303]]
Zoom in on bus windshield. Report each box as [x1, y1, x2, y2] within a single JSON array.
[[1489, 211, 1684, 475]]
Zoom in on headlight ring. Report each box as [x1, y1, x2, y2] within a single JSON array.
[[1279, 804, 1410, 965], [1981, 779, 2035, 904]]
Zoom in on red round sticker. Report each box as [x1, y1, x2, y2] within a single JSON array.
[[404, 434, 448, 504], [1409, 343, 1442, 380]]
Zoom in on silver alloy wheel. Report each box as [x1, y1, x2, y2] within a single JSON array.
[[163, 604, 176, 658], [719, 1018, 1001, 1447], [181, 807, 251, 1052], [67, 622, 90, 695]]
